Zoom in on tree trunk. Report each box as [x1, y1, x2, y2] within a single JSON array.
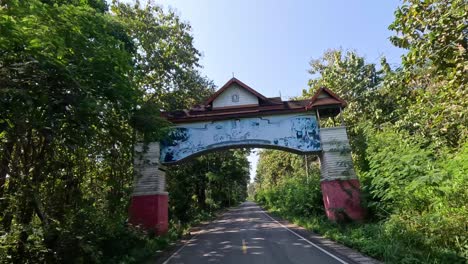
[[13, 188, 35, 264], [0, 141, 14, 198], [197, 176, 207, 210]]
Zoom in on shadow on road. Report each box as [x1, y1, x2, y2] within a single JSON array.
[[163, 202, 344, 264]]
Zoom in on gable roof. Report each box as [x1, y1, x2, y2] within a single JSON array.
[[161, 80, 348, 124], [306, 87, 347, 109], [204, 77, 268, 106], [164, 99, 312, 123]]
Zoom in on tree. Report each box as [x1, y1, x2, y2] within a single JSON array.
[[167, 150, 250, 223], [254, 149, 323, 217], [303, 49, 389, 172], [0, 0, 137, 262], [111, 1, 216, 143], [0, 0, 217, 262], [305, 49, 383, 123], [255, 150, 307, 189], [254, 2, 467, 262], [389, 0, 467, 86], [388, 0, 467, 148], [112, 1, 215, 112]]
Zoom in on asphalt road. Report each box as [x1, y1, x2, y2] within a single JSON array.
[[163, 201, 349, 264]]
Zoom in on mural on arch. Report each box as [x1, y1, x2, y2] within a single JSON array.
[[161, 113, 321, 163]]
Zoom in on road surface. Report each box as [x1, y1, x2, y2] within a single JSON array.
[[163, 201, 351, 264]]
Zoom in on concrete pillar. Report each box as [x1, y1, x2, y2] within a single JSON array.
[[129, 142, 168, 235], [319, 127, 365, 222]]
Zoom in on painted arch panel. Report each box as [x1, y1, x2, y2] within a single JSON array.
[[160, 113, 321, 163]]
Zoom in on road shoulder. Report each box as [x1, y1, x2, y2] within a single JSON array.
[[260, 206, 383, 264]]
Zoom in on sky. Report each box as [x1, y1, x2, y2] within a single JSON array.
[[147, 0, 406, 182]]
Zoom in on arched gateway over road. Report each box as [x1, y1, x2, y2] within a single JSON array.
[[129, 78, 365, 234]]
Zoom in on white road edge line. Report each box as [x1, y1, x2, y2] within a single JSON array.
[[260, 209, 349, 264]]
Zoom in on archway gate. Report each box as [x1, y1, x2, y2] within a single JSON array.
[[129, 78, 365, 234]]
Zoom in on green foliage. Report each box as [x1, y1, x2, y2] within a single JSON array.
[[255, 176, 323, 217], [256, 135, 467, 262], [387, 0, 467, 148], [303, 49, 387, 173], [305, 49, 388, 130], [112, 1, 215, 112], [167, 150, 250, 224], [246, 182, 256, 200], [389, 0, 467, 86], [254, 150, 323, 216], [0, 1, 137, 262], [132, 102, 171, 142], [257, 1, 467, 262], [267, 212, 465, 264], [362, 128, 436, 217], [0, 1, 232, 263], [255, 149, 310, 188], [361, 127, 467, 259], [1, 0, 466, 262]]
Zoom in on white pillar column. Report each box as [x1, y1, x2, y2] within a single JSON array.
[[129, 142, 168, 235]]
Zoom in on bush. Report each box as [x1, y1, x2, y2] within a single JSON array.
[[256, 128, 467, 263], [360, 128, 467, 262], [255, 175, 324, 217]]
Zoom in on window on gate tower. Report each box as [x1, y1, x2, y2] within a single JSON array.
[[232, 94, 239, 102]]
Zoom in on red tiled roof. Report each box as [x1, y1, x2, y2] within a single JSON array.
[[162, 99, 311, 123], [306, 87, 347, 109], [204, 77, 270, 105], [162, 80, 347, 124]]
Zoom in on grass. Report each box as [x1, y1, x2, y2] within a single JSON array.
[[264, 206, 466, 264]]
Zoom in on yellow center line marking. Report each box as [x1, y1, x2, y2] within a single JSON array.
[[242, 239, 247, 254]]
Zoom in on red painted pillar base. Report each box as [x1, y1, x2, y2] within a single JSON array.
[[320, 179, 366, 222], [128, 193, 168, 235]]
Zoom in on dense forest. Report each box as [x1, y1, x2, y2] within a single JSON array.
[[254, 0, 467, 263], [0, 0, 248, 263], [1, 0, 466, 263]]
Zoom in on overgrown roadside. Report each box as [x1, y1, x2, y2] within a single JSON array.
[[253, 1, 468, 260], [258, 203, 466, 264], [258, 205, 382, 264]]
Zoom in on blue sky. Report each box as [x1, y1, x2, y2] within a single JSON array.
[[154, 0, 406, 181]]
